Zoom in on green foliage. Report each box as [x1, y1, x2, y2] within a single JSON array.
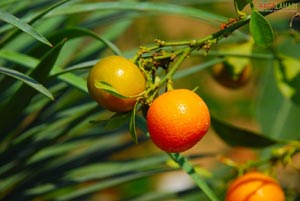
[[0, 9, 52, 47], [250, 10, 274, 47], [0, 0, 300, 200], [211, 118, 279, 148], [275, 55, 300, 105]]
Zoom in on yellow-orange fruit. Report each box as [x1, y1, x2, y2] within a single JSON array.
[[87, 55, 145, 112]]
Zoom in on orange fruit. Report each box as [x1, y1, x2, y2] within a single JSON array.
[[226, 172, 285, 201], [146, 89, 210, 153], [87, 55, 146, 112]]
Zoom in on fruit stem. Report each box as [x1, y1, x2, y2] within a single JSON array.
[[168, 153, 221, 201], [158, 47, 192, 88]]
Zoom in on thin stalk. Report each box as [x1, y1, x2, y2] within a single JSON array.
[[168, 153, 220, 201], [158, 47, 192, 88]]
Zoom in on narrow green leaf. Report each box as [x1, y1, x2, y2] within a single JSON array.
[[95, 81, 127, 99], [26, 0, 71, 25], [0, 9, 52, 47], [56, 170, 161, 201], [47, 27, 122, 59], [0, 49, 38, 68], [0, 0, 71, 48], [211, 117, 279, 148], [0, 39, 66, 137], [51, 60, 97, 76], [129, 102, 139, 144], [250, 10, 274, 47], [234, 0, 248, 17], [58, 73, 87, 93], [27, 154, 169, 196], [0, 67, 54, 100], [274, 55, 300, 105], [28, 27, 121, 59], [65, 154, 168, 182]]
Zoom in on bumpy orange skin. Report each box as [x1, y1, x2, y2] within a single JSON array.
[[87, 55, 146, 112], [226, 172, 285, 201], [146, 89, 210, 153]]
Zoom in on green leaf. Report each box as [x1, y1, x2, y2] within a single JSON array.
[[234, 0, 248, 17], [255, 59, 300, 140], [51, 60, 97, 76], [47, 27, 122, 59], [0, 39, 66, 137], [217, 40, 253, 72], [56, 170, 160, 201], [129, 102, 139, 144], [0, 49, 38, 68], [0, 67, 54, 100], [274, 56, 300, 105], [250, 10, 274, 47], [0, 9, 52, 47], [0, 0, 71, 48], [94, 81, 127, 99], [211, 117, 279, 148], [234, 0, 249, 11], [64, 154, 168, 182]]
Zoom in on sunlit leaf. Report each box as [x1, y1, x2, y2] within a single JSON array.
[[255, 55, 300, 140], [220, 41, 253, 72], [274, 55, 300, 105]]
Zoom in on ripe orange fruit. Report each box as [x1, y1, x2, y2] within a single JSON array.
[[87, 55, 146, 112], [226, 172, 285, 201], [146, 89, 210, 153]]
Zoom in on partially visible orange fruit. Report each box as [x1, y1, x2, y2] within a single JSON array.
[[146, 89, 210, 153], [87, 55, 146, 112], [226, 172, 285, 201]]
